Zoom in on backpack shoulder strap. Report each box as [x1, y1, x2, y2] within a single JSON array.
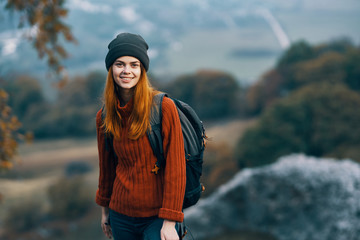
[[147, 93, 167, 174]]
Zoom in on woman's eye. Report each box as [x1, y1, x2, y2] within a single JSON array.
[[132, 64, 139, 68]]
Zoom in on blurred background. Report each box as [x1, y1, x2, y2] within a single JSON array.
[[0, 0, 360, 239]]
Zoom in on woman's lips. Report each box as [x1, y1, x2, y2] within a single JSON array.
[[120, 77, 133, 83]]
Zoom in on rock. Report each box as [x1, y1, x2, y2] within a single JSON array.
[[184, 154, 360, 240]]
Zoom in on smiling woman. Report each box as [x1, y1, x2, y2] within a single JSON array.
[[95, 33, 185, 240]]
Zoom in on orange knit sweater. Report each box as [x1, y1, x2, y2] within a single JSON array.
[[95, 96, 186, 222]]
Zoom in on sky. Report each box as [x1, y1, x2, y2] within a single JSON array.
[[0, 0, 359, 84]]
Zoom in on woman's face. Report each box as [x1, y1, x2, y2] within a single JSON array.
[[112, 56, 141, 90]]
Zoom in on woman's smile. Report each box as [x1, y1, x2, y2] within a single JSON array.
[[120, 77, 134, 83]]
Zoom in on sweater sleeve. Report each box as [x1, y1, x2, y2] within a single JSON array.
[[158, 97, 186, 222], [95, 109, 117, 207]]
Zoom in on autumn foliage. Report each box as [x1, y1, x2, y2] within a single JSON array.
[[0, 89, 22, 170], [0, 0, 75, 171], [5, 0, 76, 75]]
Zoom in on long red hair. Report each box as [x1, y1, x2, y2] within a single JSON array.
[[102, 65, 157, 140]]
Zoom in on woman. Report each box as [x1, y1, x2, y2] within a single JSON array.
[[95, 32, 186, 240]]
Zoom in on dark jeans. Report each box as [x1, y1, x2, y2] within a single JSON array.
[[109, 209, 179, 240]]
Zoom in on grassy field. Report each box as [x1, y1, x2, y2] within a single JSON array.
[[0, 119, 257, 240], [205, 118, 257, 148], [0, 137, 101, 239]]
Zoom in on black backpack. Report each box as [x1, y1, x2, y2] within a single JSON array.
[[102, 93, 206, 209], [147, 93, 206, 209]]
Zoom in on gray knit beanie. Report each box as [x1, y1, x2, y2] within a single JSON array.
[[105, 33, 149, 71]]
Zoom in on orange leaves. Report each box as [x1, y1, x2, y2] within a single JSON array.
[[0, 89, 22, 170], [1, 106, 11, 119], [54, 44, 68, 58], [5, 0, 77, 76], [0, 89, 8, 99]]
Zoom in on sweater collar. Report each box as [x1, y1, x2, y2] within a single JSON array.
[[116, 97, 134, 118]]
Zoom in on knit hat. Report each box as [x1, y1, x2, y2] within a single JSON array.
[[105, 33, 149, 71]]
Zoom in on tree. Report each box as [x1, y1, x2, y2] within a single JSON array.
[[1, 0, 75, 168], [277, 40, 315, 68], [246, 39, 360, 116], [4, 0, 76, 75], [57, 71, 105, 107], [236, 83, 360, 168], [344, 47, 360, 90], [19, 71, 104, 138], [2, 75, 45, 118], [246, 69, 285, 115], [291, 51, 346, 87], [164, 70, 241, 119]]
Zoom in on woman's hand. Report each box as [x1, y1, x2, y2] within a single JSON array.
[[101, 207, 112, 239], [161, 219, 179, 240]]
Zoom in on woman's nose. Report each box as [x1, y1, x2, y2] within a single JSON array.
[[122, 65, 130, 73]]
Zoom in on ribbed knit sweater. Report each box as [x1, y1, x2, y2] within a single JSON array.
[[95, 96, 186, 222]]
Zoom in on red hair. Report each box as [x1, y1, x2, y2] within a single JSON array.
[[102, 65, 157, 139]]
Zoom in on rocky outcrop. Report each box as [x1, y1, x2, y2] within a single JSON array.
[[184, 154, 360, 240]]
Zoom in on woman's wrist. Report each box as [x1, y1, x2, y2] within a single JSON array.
[[161, 219, 178, 239], [163, 219, 176, 227], [101, 207, 110, 221], [102, 207, 109, 214]]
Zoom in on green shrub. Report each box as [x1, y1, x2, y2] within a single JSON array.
[[277, 40, 315, 67], [4, 199, 45, 232], [163, 70, 242, 120], [65, 161, 92, 177], [2, 75, 45, 119], [47, 176, 92, 220], [344, 47, 360, 90], [25, 102, 97, 138], [2, 71, 105, 139], [57, 71, 105, 108], [202, 142, 239, 196], [236, 83, 360, 167]]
